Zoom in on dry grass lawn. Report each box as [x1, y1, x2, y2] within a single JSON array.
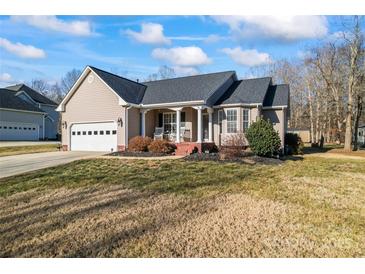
[[0, 144, 59, 157], [0, 156, 364, 257]]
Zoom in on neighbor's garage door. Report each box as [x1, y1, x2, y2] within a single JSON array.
[[0, 121, 39, 141], [70, 122, 117, 152]]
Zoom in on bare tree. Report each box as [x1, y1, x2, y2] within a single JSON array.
[[30, 79, 48, 95], [145, 66, 176, 81], [60, 69, 82, 95]]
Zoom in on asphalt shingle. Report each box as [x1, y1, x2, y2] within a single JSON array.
[[0, 89, 45, 113], [263, 84, 290, 107], [141, 71, 235, 105], [214, 77, 272, 105], [90, 66, 147, 104], [6, 84, 57, 105]]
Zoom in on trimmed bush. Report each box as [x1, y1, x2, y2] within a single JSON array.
[[221, 132, 247, 158], [128, 136, 152, 152], [148, 140, 175, 154], [245, 118, 281, 157], [285, 133, 304, 155]]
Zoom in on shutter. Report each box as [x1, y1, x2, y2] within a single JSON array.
[[158, 113, 163, 127]]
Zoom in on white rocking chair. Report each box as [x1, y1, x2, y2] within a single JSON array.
[[153, 127, 164, 140]]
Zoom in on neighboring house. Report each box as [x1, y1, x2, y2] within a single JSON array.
[[357, 125, 365, 146], [0, 85, 59, 141], [57, 66, 289, 154], [287, 128, 311, 143]]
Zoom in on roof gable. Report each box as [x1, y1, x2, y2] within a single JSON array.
[[263, 84, 290, 107], [214, 77, 272, 105], [6, 84, 57, 105], [0, 89, 45, 113], [89, 66, 146, 105], [141, 71, 235, 105]]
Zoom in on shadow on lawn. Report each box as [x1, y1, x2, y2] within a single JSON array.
[[0, 184, 215, 257]]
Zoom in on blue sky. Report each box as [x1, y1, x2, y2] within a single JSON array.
[[0, 15, 360, 87]]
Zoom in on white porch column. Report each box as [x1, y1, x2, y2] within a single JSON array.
[[196, 107, 203, 143], [207, 108, 213, 142], [140, 109, 149, 137], [176, 109, 181, 143]]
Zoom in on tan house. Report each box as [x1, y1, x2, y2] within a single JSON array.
[[57, 66, 289, 154]]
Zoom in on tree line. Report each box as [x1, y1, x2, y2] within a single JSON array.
[[248, 16, 364, 151]]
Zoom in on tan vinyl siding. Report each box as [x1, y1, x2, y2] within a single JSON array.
[[128, 107, 140, 141], [262, 109, 285, 147], [61, 70, 125, 147]]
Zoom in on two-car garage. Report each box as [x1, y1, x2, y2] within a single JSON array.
[[70, 122, 118, 152]]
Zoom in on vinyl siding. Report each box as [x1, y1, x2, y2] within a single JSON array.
[[61, 70, 125, 147], [262, 109, 285, 147]]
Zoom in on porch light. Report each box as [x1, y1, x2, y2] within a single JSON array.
[[117, 117, 123, 127], [62, 121, 67, 129]]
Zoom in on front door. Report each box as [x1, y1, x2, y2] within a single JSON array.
[[202, 113, 209, 141]]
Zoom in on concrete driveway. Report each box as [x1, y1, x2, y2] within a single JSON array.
[[0, 151, 105, 179], [0, 141, 60, 147]]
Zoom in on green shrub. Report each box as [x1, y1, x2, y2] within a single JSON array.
[[285, 133, 304, 155], [148, 140, 175, 154], [245, 118, 281, 157], [128, 136, 152, 152]]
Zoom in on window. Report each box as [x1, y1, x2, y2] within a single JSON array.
[[218, 110, 223, 134], [9, 127, 12, 129], [4, 126, 7, 129], [163, 112, 176, 133], [94, 131, 98, 135], [88, 131, 92, 135], [23, 127, 27, 130], [100, 130, 104, 135], [226, 109, 237, 133], [33, 128, 36, 130], [112, 130, 117, 135], [72, 131, 76, 135], [242, 109, 249, 131], [106, 130, 110, 135], [14, 127, 18, 129], [77, 131, 81, 135], [82, 131, 86, 135], [28, 128, 31, 130]]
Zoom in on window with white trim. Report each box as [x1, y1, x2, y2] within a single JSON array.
[[163, 112, 176, 133], [242, 109, 249, 131], [226, 109, 237, 133], [218, 110, 223, 134]]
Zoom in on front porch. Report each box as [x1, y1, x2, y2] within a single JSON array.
[[139, 106, 216, 155]]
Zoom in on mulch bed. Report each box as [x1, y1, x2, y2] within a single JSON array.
[[184, 153, 283, 165], [108, 151, 169, 157]]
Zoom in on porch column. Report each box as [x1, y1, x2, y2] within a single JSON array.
[[176, 109, 181, 143], [140, 109, 149, 137], [197, 107, 202, 143], [207, 108, 213, 142]]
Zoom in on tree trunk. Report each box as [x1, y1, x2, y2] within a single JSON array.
[[344, 77, 354, 151], [353, 95, 363, 150]]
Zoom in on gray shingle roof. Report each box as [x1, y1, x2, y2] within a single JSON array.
[[263, 84, 290, 107], [6, 84, 57, 105], [0, 89, 45, 113], [141, 71, 235, 105], [214, 77, 272, 105], [90, 66, 146, 104]]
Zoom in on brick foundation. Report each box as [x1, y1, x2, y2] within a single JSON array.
[[117, 145, 126, 152], [175, 142, 216, 155], [62, 145, 68, 151]]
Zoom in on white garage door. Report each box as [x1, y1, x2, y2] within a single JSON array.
[[70, 122, 118, 152], [0, 121, 39, 141]]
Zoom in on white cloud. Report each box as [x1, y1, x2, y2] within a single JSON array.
[[222, 47, 272, 67], [0, 37, 46, 59], [0, 72, 12, 82], [152, 46, 211, 67], [204, 34, 223, 43], [11, 16, 93, 36], [172, 66, 199, 76], [212, 16, 328, 41], [125, 23, 171, 45]]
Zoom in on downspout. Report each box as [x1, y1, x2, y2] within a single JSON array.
[[124, 106, 133, 149], [42, 114, 45, 140]]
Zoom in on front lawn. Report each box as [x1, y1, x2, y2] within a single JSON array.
[[0, 157, 364, 257], [0, 144, 60, 157]]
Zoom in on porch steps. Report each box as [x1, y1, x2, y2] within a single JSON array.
[[175, 142, 197, 156]]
